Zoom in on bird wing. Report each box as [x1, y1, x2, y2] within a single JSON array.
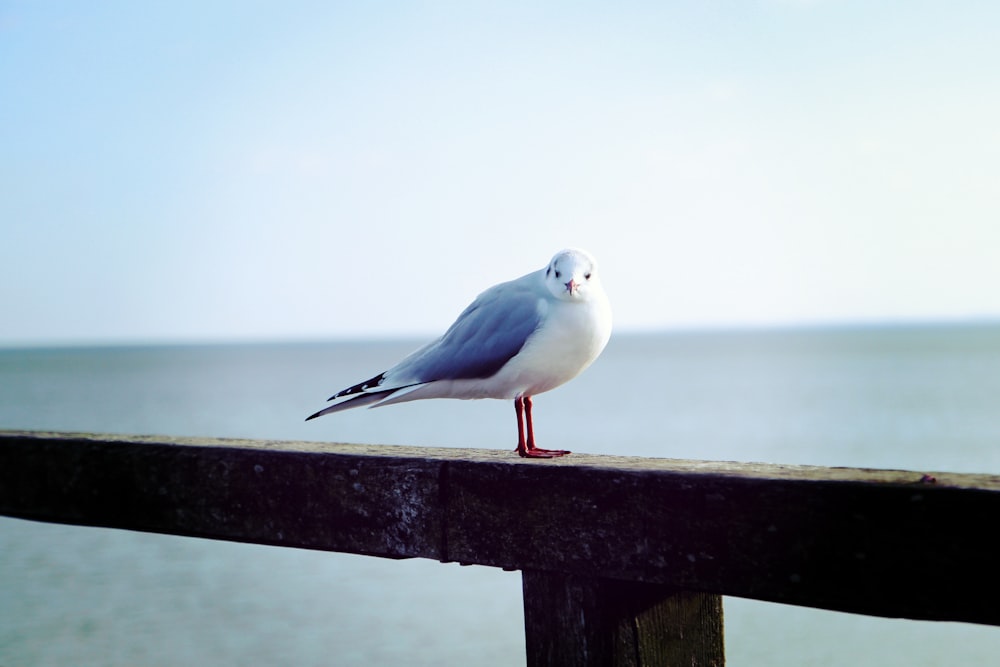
[[390, 275, 544, 385], [305, 273, 545, 422]]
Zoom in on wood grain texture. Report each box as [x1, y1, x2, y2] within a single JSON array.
[[522, 572, 723, 666], [3, 430, 999, 625]]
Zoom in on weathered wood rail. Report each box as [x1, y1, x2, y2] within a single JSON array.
[[3, 431, 1000, 665]]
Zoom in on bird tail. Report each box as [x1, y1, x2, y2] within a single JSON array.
[[304, 383, 428, 421], [305, 391, 392, 420]]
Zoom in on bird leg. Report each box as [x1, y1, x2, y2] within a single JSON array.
[[514, 396, 570, 458]]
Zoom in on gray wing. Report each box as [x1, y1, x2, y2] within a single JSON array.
[[305, 276, 543, 422], [391, 279, 543, 384]]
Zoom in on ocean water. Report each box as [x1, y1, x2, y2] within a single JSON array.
[[2, 325, 1000, 666]]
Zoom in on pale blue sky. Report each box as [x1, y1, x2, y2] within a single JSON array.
[[2, 1, 999, 345]]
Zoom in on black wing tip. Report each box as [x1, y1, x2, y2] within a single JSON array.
[[330, 372, 386, 401], [305, 410, 323, 421]]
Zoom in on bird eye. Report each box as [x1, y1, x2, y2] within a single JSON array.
[[584, 272, 592, 280], [554, 270, 562, 279]]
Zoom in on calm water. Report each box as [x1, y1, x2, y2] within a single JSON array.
[[2, 325, 1000, 665]]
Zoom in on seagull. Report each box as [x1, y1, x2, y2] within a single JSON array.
[[306, 248, 612, 458]]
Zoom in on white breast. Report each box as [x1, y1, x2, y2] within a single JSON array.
[[485, 292, 612, 399]]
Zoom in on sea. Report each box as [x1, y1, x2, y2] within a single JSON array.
[[2, 324, 999, 666]]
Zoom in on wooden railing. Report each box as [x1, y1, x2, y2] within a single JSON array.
[[2, 430, 999, 665]]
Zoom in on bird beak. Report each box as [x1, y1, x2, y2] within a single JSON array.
[[564, 279, 579, 295]]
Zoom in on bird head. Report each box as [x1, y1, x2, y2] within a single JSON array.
[[543, 248, 601, 302]]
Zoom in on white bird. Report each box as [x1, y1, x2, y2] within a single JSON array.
[[306, 248, 612, 458]]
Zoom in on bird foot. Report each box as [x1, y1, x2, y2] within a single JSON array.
[[516, 446, 571, 459]]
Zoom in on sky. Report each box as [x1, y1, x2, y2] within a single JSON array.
[[2, 1, 999, 346]]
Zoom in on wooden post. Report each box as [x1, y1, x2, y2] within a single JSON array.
[[522, 570, 724, 666]]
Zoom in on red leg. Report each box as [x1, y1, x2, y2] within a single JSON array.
[[515, 396, 570, 458], [524, 395, 536, 449], [514, 397, 527, 454]]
